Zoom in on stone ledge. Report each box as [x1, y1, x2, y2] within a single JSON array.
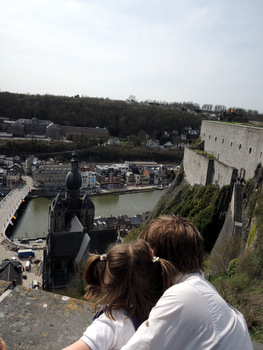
[[0, 281, 94, 350], [0, 281, 262, 350]]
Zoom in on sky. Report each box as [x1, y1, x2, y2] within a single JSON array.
[[1, 0, 263, 113]]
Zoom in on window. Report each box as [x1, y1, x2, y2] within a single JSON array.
[[260, 152, 262, 158], [239, 144, 242, 150], [249, 147, 252, 154], [222, 139, 224, 144], [230, 141, 233, 147], [209, 135, 211, 139], [215, 137, 217, 141]]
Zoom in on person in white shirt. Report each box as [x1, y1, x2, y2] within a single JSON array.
[[121, 215, 253, 350], [62, 239, 176, 350]]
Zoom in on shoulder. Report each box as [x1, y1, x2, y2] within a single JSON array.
[[152, 274, 217, 312], [81, 309, 135, 350]]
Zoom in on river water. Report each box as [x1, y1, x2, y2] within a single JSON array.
[[10, 189, 167, 240]]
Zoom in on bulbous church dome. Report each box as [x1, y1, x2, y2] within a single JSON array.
[[65, 149, 82, 190], [66, 170, 82, 190]]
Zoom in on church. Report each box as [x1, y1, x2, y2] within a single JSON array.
[[42, 150, 117, 291]]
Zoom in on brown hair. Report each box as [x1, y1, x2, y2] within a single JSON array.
[[139, 215, 204, 274], [83, 239, 176, 322]]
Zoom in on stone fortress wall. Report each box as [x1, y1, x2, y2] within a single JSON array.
[[183, 148, 237, 188], [183, 120, 263, 187], [200, 120, 263, 181]]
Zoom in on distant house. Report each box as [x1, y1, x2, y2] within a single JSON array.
[[130, 216, 143, 227], [107, 137, 120, 146], [0, 259, 23, 286], [126, 171, 135, 184], [46, 123, 60, 140], [6, 164, 22, 186], [105, 216, 118, 228], [164, 141, 173, 148], [143, 167, 158, 185], [95, 165, 122, 187], [117, 215, 132, 230], [80, 171, 96, 189], [0, 168, 5, 186], [146, 139, 159, 149]]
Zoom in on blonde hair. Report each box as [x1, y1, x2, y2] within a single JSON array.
[[139, 215, 204, 273], [83, 239, 176, 322]]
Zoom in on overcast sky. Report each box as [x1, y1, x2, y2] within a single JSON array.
[[1, 0, 263, 112]]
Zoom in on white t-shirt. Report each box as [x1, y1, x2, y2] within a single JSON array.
[[121, 273, 253, 350], [80, 308, 136, 350]]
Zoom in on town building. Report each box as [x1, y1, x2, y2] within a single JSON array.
[[95, 165, 122, 187], [32, 164, 71, 188], [0, 259, 23, 286], [80, 171, 96, 189], [6, 164, 22, 186], [6, 117, 110, 140]]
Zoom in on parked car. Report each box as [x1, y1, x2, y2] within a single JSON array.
[[25, 261, 31, 271], [32, 280, 38, 289], [36, 239, 43, 243], [20, 239, 29, 244]]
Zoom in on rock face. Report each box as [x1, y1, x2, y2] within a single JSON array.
[[147, 164, 263, 273]]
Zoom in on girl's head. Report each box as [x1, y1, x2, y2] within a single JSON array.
[[139, 215, 204, 274], [83, 239, 176, 322]]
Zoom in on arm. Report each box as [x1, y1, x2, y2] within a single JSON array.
[[62, 339, 91, 350], [0, 338, 7, 350]]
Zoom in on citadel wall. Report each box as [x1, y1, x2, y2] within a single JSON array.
[[200, 120, 263, 180], [183, 148, 210, 186], [183, 148, 237, 188]]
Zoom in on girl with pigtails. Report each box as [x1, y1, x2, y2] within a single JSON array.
[[62, 239, 177, 350]]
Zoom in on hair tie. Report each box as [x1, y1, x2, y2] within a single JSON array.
[[100, 254, 107, 261], [152, 256, 160, 263]]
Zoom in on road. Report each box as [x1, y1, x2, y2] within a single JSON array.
[[0, 175, 43, 288]]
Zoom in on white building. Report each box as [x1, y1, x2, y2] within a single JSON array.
[[80, 171, 96, 188]]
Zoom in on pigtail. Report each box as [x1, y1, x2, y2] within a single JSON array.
[[154, 257, 179, 292], [83, 254, 106, 302]]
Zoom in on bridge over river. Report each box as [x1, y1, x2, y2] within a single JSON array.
[[0, 175, 33, 247]]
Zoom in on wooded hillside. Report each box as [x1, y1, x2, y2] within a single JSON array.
[[0, 92, 204, 138]]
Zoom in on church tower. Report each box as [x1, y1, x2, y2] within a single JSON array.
[[43, 149, 95, 291], [65, 149, 82, 210]]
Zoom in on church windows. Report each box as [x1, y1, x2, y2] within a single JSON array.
[[230, 141, 233, 147], [209, 135, 211, 139], [249, 147, 252, 154], [260, 152, 262, 158], [215, 137, 217, 141], [222, 138, 224, 144], [239, 144, 242, 150]]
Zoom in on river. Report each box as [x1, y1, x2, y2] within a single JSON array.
[[9, 189, 167, 240]]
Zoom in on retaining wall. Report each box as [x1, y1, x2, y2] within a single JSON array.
[[183, 148, 237, 188]]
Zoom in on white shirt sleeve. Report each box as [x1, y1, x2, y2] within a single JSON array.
[[80, 309, 136, 350]]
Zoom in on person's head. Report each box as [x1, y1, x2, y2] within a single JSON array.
[[83, 239, 176, 322], [139, 215, 204, 274]]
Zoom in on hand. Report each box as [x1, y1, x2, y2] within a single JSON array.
[[0, 338, 7, 350]]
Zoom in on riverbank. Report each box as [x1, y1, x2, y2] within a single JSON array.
[[28, 184, 166, 198]]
